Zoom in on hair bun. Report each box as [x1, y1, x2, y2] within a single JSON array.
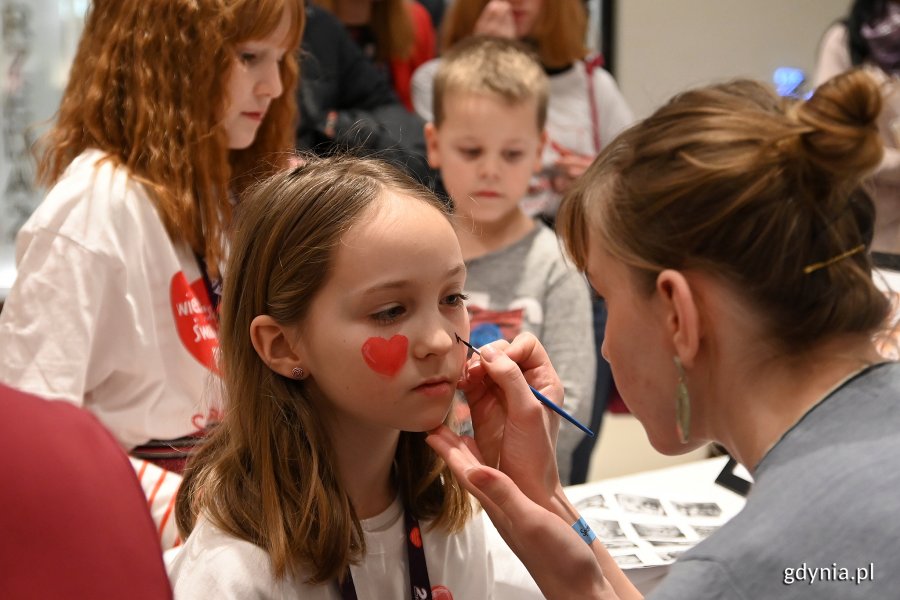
[[792, 69, 884, 182]]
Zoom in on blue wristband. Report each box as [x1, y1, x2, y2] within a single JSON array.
[[572, 516, 597, 545]]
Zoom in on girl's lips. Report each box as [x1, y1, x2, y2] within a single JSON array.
[[242, 112, 263, 121], [474, 190, 500, 198], [414, 378, 453, 397]]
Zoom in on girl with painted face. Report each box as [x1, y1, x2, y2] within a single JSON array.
[[171, 156, 521, 598], [0, 0, 304, 548]]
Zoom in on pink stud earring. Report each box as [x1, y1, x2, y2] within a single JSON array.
[[291, 367, 304, 379]]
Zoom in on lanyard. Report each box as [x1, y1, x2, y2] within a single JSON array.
[[194, 253, 221, 314], [336, 508, 433, 600], [584, 54, 605, 155]]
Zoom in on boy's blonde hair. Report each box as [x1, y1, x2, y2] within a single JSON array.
[[433, 36, 549, 129]]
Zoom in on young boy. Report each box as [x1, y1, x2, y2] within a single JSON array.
[[424, 36, 596, 484]]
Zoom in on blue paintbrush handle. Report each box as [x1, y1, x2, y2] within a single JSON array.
[[528, 384, 595, 438], [457, 335, 595, 437]]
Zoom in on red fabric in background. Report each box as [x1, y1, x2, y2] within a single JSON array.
[[607, 380, 631, 414], [390, 1, 436, 110], [0, 384, 172, 599]]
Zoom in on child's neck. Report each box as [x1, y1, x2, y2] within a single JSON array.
[[330, 421, 400, 519], [455, 209, 536, 261]]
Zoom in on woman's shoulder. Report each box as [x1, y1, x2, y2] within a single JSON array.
[[821, 21, 849, 46], [25, 149, 161, 248], [814, 22, 852, 86], [406, 0, 434, 29], [546, 60, 629, 117]]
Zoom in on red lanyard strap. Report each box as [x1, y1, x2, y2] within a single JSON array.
[[336, 508, 433, 600], [584, 54, 605, 155]]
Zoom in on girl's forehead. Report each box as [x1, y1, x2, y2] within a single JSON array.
[[333, 195, 459, 269], [360, 191, 448, 231]]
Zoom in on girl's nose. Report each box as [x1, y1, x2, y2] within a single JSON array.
[[412, 315, 456, 359], [257, 58, 283, 99]]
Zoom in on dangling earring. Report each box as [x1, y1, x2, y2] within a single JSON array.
[[291, 366, 304, 379], [673, 357, 690, 444]]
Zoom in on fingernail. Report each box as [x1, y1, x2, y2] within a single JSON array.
[[481, 344, 498, 362]]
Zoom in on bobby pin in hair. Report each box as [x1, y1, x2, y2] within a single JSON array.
[[803, 244, 866, 275]]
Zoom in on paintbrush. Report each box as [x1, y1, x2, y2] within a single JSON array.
[[456, 334, 595, 437]]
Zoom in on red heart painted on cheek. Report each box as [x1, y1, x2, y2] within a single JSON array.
[[361, 335, 409, 377]]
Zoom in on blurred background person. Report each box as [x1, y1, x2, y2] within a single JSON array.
[[297, 4, 434, 186], [815, 0, 900, 259], [314, 0, 436, 110]]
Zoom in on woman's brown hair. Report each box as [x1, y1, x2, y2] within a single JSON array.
[[35, 0, 305, 277], [558, 70, 890, 352], [316, 0, 415, 62], [441, 0, 587, 69], [176, 155, 473, 582]]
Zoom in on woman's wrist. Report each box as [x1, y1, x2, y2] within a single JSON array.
[[547, 485, 580, 524]]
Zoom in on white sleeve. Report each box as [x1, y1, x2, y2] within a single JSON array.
[[590, 67, 635, 148], [0, 226, 137, 405], [411, 58, 441, 122]]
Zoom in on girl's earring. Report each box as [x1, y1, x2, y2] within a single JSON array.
[[673, 357, 690, 444], [291, 366, 304, 379]]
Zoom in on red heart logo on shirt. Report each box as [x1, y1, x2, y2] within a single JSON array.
[[170, 272, 220, 374], [361, 335, 408, 377]]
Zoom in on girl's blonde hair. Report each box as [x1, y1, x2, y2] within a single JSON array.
[[36, 0, 305, 277], [558, 70, 890, 353], [176, 155, 473, 583], [441, 0, 587, 69], [316, 0, 415, 62]]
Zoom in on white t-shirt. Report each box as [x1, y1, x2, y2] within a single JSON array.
[[169, 497, 519, 599], [0, 149, 222, 448]]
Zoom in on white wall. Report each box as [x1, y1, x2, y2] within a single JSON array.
[[616, 0, 851, 119]]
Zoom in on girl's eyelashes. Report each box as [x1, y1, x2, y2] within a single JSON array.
[[371, 305, 406, 325], [443, 292, 469, 307], [238, 51, 258, 65], [369, 293, 467, 325]]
